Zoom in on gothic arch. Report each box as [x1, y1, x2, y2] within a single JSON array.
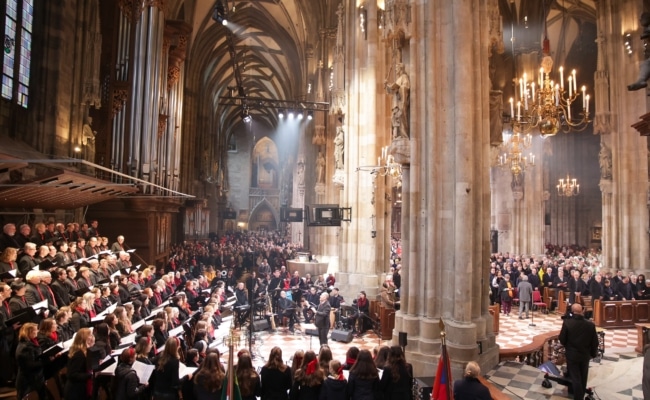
[[248, 198, 279, 231]]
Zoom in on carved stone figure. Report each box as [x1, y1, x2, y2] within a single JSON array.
[[315, 151, 325, 184], [599, 142, 612, 180], [82, 116, 96, 162], [385, 62, 410, 138], [628, 12, 650, 91], [334, 126, 345, 170], [296, 160, 305, 187]]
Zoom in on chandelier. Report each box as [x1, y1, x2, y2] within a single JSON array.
[[557, 174, 579, 197], [356, 146, 402, 179], [497, 131, 535, 177], [510, 56, 591, 137]]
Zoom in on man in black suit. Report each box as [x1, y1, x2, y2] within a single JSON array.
[[314, 292, 331, 346], [559, 303, 599, 400]]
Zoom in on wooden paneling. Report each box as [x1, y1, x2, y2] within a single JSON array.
[[594, 300, 650, 328]]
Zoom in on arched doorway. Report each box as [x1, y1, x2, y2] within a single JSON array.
[[249, 199, 279, 231]]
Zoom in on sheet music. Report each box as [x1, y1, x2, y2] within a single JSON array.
[[127, 249, 136, 253], [6, 270, 16, 277], [178, 364, 197, 379], [97, 361, 117, 376], [110, 270, 121, 281], [132, 360, 155, 385], [131, 319, 146, 331], [31, 300, 48, 314], [168, 325, 184, 337], [120, 332, 137, 346]]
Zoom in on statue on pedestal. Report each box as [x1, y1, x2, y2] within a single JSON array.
[[385, 62, 410, 139], [82, 115, 96, 163], [334, 126, 345, 170], [315, 151, 325, 184], [599, 142, 612, 180]]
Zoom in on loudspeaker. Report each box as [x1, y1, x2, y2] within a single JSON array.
[[252, 319, 270, 331], [398, 331, 408, 348], [330, 329, 353, 343], [304, 327, 319, 336]]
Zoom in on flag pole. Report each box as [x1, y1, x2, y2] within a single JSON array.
[[440, 318, 453, 400]]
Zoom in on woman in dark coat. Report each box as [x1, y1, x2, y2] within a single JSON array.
[[15, 323, 48, 400], [64, 328, 95, 400], [260, 346, 292, 400], [453, 361, 492, 400], [151, 336, 182, 400], [193, 352, 225, 400], [319, 359, 347, 400], [237, 352, 262, 400], [346, 349, 380, 400], [378, 346, 413, 400], [113, 347, 149, 400], [290, 350, 324, 400]]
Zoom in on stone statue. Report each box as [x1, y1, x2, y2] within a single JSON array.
[[385, 62, 410, 138], [628, 12, 650, 91], [82, 116, 96, 162], [599, 142, 612, 180], [296, 160, 305, 187], [315, 151, 325, 184], [334, 126, 344, 170]]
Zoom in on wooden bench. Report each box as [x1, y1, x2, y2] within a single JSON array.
[[593, 299, 650, 328]]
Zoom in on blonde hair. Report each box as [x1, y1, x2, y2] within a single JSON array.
[[464, 361, 481, 378], [18, 322, 38, 342], [69, 328, 93, 358]]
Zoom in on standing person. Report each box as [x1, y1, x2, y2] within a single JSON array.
[[319, 359, 347, 400], [15, 323, 48, 400], [260, 346, 292, 400], [499, 273, 514, 316], [290, 350, 324, 400], [193, 352, 225, 400], [113, 347, 149, 400], [64, 328, 95, 400], [346, 349, 380, 400], [151, 336, 183, 400], [314, 292, 331, 346], [378, 346, 413, 400], [517, 275, 533, 319], [559, 303, 599, 400], [236, 352, 262, 400], [453, 361, 492, 400]]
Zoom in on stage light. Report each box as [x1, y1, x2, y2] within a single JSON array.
[[212, 1, 228, 26], [307, 111, 313, 120], [278, 109, 284, 119], [241, 107, 251, 123], [288, 109, 295, 119], [297, 111, 304, 120]]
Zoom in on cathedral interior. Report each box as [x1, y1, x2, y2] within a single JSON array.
[[1, 0, 650, 377]]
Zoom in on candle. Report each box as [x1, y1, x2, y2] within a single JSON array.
[[555, 85, 560, 106], [568, 101, 571, 120], [523, 73, 527, 90], [517, 101, 521, 120], [568, 76, 572, 97], [559, 67, 564, 89], [531, 82, 536, 99], [510, 97, 514, 118], [572, 69, 577, 92], [524, 88, 528, 110], [581, 86, 586, 108], [586, 95, 590, 112], [539, 68, 544, 87], [520, 78, 524, 98], [378, 157, 381, 165]]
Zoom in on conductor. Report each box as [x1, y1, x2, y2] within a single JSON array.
[[559, 303, 599, 400], [314, 292, 331, 346]]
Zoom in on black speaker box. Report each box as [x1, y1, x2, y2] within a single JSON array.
[[330, 329, 353, 343], [252, 319, 270, 331], [304, 327, 319, 336]]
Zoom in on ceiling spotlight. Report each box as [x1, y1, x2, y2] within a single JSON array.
[[297, 111, 304, 120], [278, 109, 284, 119], [307, 111, 313, 121], [288, 109, 295, 119], [241, 107, 251, 123], [212, 0, 228, 26]]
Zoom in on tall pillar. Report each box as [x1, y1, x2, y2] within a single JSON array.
[[392, 0, 498, 378]]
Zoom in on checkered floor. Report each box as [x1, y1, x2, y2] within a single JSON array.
[[233, 305, 644, 399]]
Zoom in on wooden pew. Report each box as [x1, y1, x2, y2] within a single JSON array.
[[593, 299, 650, 328]]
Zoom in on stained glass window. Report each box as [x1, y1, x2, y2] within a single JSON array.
[[2, 0, 32, 107]]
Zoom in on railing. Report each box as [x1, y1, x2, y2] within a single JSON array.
[[499, 330, 563, 367]]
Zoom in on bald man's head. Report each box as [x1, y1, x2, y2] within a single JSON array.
[[571, 303, 583, 315]]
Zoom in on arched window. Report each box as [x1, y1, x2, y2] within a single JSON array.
[[2, 0, 32, 107]]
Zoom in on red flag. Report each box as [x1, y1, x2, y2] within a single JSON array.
[[431, 342, 453, 400]]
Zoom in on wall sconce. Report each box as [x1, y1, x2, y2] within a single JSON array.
[[359, 6, 367, 40], [624, 32, 633, 56]]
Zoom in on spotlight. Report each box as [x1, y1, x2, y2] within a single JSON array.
[[241, 107, 251, 123], [212, 0, 228, 26], [288, 109, 295, 119], [278, 109, 284, 119], [307, 111, 313, 121], [297, 111, 303, 120]]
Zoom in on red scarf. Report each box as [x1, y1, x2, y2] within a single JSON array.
[[30, 338, 39, 346], [337, 366, 345, 380], [358, 297, 367, 308], [49, 331, 58, 342], [345, 357, 356, 367]]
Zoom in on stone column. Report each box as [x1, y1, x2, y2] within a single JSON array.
[[392, 0, 498, 378]]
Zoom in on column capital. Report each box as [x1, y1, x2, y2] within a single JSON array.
[[599, 179, 613, 194]]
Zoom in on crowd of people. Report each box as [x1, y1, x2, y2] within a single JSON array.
[[489, 248, 650, 316], [0, 220, 424, 399]]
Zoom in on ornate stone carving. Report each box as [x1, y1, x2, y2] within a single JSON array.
[[333, 126, 344, 170], [388, 137, 410, 166], [118, 0, 145, 22], [330, 3, 346, 116], [598, 142, 612, 180], [385, 62, 410, 139], [487, 0, 504, 56], [111, 89, 128, 117], [167, 64, 181, 91], [312, 125, 326, 146], [383, 0, 411, 42]]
